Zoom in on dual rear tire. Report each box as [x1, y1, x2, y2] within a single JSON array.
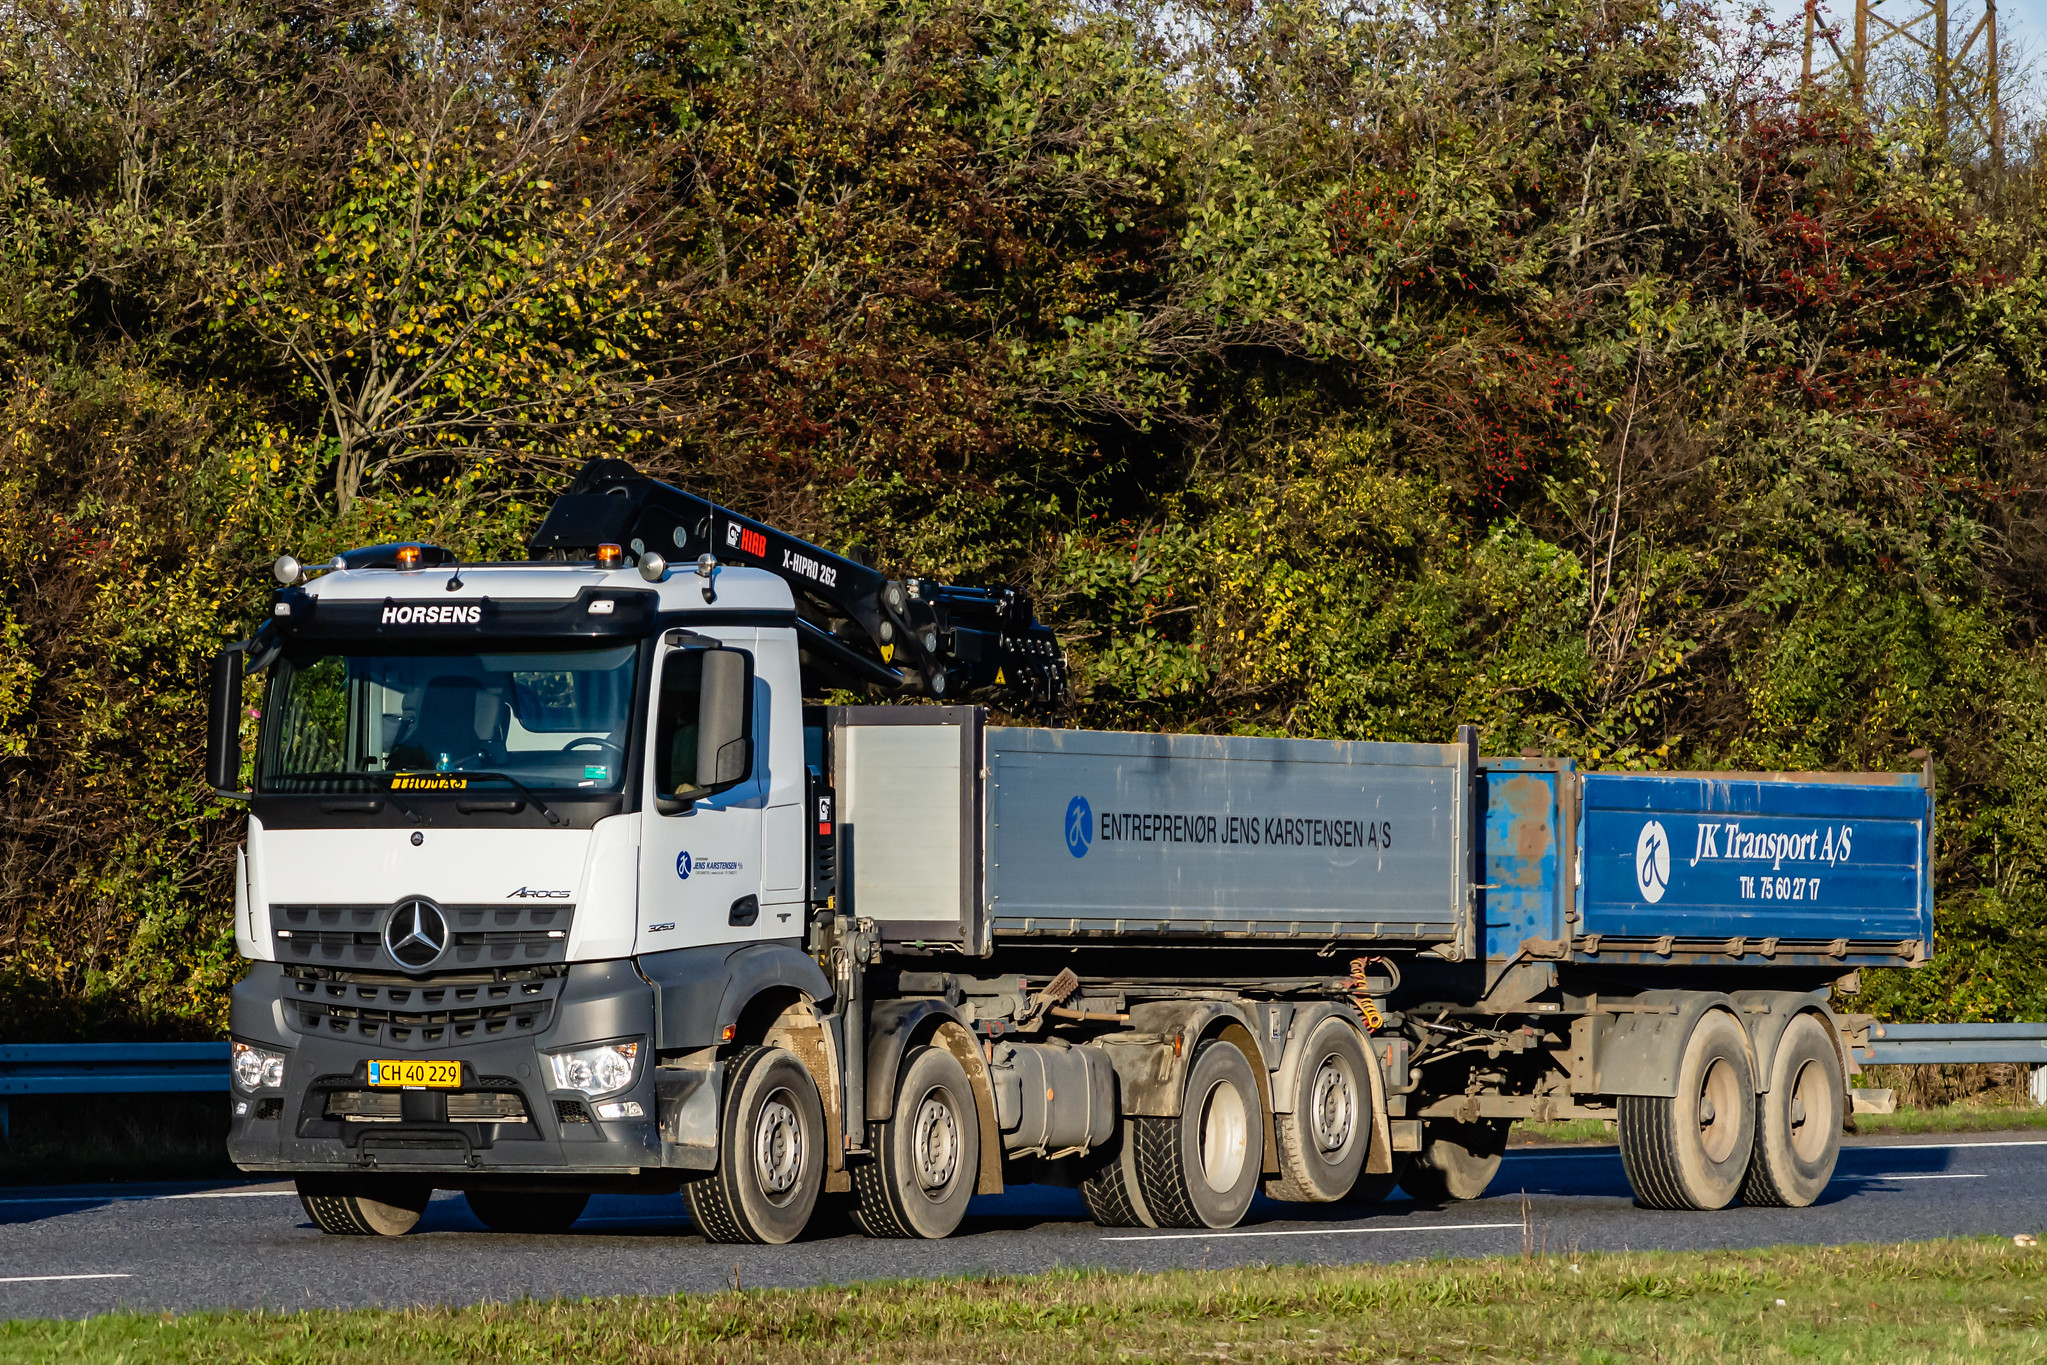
[[1082, 1038, 1266, 1229], [1617, 1009, 1844, 1211]]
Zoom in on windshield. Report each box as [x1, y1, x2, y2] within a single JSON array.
[[259, 642, 639, 793]]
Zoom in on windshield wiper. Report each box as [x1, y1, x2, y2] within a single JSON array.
[[268, 771, 423, 822], [439, 771, 563, 826]]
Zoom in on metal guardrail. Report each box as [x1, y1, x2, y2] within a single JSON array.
[[1853, 1021, 2047, 1067], [0, 1025, 2036, 1099], [0, 1043, 230, 1096]]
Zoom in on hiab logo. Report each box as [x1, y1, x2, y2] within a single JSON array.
[[1635, 820, 1671, 904], [1065, 796, 1092, 859]]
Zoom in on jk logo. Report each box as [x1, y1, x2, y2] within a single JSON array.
[[1635, 821, 1670, 904]]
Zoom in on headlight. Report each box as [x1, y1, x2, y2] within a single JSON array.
[[548, 1041, 640, 1097], [232, 1042, 286, 1093]]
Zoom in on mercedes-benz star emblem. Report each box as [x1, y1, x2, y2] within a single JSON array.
[[383, 899, 449, 970]]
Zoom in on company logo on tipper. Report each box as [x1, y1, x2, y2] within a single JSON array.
[[1635, 821, 1671, 904]]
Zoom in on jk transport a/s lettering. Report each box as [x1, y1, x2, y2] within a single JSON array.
[[1097, 811, 1394, 850]]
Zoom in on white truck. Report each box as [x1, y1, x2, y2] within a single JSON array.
[[213, 460, 1933, 1240]]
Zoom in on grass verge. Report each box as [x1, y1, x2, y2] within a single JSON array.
[[3, 1240, 2042, 1363]]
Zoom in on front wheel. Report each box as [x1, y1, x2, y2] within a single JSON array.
[[296, 1176, 432, 1236], [852, 1044, 981, 1239], [684, 1046, 826, 1245]]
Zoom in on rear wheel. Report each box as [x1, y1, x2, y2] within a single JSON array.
[[1398, 1120, 1508, 1203], [1265, 1017, 1372, 1203], [1131, 1039, 1265, 1229], [1079, 1119, 1157, 1228], [684, 1046, 825, 1244], [1618, 1010, 1756, 1211], [1740, 1014, 1844, 1208], [296, 1176, 432, 1236], [464, 1189, 589, 1234], [852, 1045, 980, 1239]]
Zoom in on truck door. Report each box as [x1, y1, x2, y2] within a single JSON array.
[[636, 636, 769, 952]]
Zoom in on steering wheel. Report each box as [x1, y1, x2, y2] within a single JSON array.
[[564, 737, 624, 758]]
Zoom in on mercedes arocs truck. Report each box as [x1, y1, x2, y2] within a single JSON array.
[[211, 459, 1934, 1240]]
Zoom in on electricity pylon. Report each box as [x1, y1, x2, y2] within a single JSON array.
[[1800, 0, 2004, 166]]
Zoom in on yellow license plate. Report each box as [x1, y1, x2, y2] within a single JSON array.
[[367, 1059, 461, 1088]]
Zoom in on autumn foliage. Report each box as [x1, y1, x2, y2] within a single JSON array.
[[3, 0, 2047, 1033]]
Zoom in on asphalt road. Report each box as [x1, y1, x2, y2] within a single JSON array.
[[3, 1133, 2044, 1321]]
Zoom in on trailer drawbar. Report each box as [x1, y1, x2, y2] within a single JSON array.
[[209, 460, 1932, 1239]]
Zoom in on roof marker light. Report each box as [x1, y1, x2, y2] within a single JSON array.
[[595, 543, 623, 570], [396, 545, 423, 571]]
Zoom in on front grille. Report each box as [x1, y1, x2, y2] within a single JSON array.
[[271, 902, 574, 972], [555, 1099, 592, 1125], [281, 963, 566, 1049], [324, 1090, 530, 1124], [255, 1098, 284, 1120]]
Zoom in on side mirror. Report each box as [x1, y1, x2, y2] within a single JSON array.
[[696, 647, 753, 794], [206, 646, 247, 796]]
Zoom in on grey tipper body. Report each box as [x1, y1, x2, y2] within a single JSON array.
[[210, 460, 1935, 1244], [985, 728, 1465, 939]]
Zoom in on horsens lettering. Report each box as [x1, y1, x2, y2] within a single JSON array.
[[380, 604, 482, 625]]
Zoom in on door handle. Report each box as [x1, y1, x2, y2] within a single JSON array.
[[728, 895, 759, 927]]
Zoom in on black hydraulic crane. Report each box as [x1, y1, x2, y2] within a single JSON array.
[[527, 459, 1066, 705]]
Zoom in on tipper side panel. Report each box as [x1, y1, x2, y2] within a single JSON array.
[[983, 728, 1468, 944], [1577, 771, 1932, 962]]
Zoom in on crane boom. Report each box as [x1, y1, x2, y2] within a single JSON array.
[[527, 459, 1065, 704]]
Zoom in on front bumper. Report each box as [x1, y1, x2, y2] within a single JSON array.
[[227, 959, 698, 1177]]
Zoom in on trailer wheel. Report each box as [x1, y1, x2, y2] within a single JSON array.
[[296, 1176, 432, 1236], [1131, 1038, 1265, 1229], [851, 1045, 980, 1239], [1617, 1010, 1756, 1211], [1078, 1119, 1158, 1228], [1265, 1017, 1371, 1203], [1739, 1014, 1844, 1208], [684, 1046, 825, 1244], [464, 1190, 589, 1234], [1398, 1120, 1507, 1202]]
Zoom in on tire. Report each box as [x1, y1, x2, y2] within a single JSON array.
[[1345, 1153, 1411, 1206], [464, 1189, 590, 1234], [1740, 1013, 1844, 1208], [1131, 1038, 1265, 1229], [683, 1046, 826, 1245], [296, 1175, 432, 1236], [1079, 1118, 1158, 1228], [1398, 1120, 1507, 1202], [1265, 1016, 1373, 1203], [852, 1045, 981, 1239], [1618, 1010, 1757, 1211]]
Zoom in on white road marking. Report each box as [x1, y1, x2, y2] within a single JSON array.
[[0, 1274, 130, 1284], [1851, 1173, 1988, 1181], [0, 1189, 295, 1207], [1104, 1221, 1520, 1243], [1850, 1138, 2047, 1152]]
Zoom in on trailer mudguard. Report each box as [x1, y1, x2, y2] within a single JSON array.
[[1732, 990, 1847, 1091], [639, 940, 833, 1051], [863, 998, 1004, 1194], [1105, 1001, 1281, 1175], [1587, 990, 1755, 1097]]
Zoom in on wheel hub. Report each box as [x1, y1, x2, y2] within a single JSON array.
[[754, 1090, 804, 1201], [911, 1090, 960, 1193], [1308, 1056, 1356, 1156]]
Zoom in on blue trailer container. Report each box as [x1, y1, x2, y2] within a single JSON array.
[[1479, 758, 1932, 970]]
